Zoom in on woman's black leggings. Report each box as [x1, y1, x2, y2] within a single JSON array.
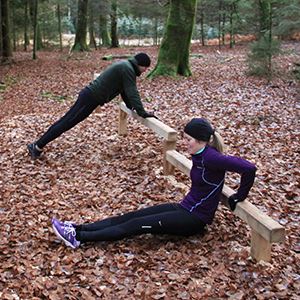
[[36, 88, 99, 149], [75, 203, 206, 243]]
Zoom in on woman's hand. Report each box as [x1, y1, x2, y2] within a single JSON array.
[[228, 194, 242, 211]]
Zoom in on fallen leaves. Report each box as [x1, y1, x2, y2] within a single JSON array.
[[0, 44, 299, 299]]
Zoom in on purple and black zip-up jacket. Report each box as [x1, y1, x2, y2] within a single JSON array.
[[179, 146, 257, 224]]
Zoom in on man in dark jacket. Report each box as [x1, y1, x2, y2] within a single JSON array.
[[27, 52, 156, 159]]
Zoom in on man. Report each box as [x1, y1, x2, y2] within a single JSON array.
[[27, 52, 156, 159]]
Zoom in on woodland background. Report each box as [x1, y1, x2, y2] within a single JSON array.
[[0, 0, 299, 299]]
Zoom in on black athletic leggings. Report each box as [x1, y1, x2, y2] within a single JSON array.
[[75, 203, 206, 243], [36, 88, 99, 149]]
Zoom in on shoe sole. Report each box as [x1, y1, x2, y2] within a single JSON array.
[[52, 222, 77, 249], [27, 144, 41, 159]]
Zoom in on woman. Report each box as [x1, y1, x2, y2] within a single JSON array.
[[52, 118, 256, 249]]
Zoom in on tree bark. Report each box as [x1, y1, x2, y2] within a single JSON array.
[[24, 0, 29, 51], [88, 1, 97, 49], [0, 0, 3, 56], [138, 15, 142, 47], [222, 9, 226, 46], [200, 11, 205, 46], [1, 0, 13, 62], [258, 0, 270, 39], [99, 14, 111, 47], [148, 0, 197, 77], [57, 2, 63, 51], [29, 0, 43, 51], [229, 2, 236, 49], [268, 2, 273, 73], [72, 0, 89, 52], [32, 0, 38, 59], [11, 0, 16, 51], [218, 0, 222, 49], [153, 17, 158, 46], [110, 0, 119, 48]]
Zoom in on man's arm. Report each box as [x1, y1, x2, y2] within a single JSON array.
[[122, 68, 153, 118], [120, 92, 133, 110]]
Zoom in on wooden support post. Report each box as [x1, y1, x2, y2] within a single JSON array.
[[250, 229, 272, 262], [118, 107, 128, 135], [163, 140, 176, 175]]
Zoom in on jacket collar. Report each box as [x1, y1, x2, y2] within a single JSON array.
[[128, 58, 142, 77]]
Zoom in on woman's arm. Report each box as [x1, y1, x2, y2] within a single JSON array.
[[206, 151, 257, 202]]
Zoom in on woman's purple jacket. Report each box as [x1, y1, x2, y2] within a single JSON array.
[[180, 146, 257, 224]]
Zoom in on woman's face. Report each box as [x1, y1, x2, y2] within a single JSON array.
[[184, 134, 203, 155]]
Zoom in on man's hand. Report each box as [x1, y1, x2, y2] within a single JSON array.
[[228, 194, 242, 211], [143, 112, 158, 119]]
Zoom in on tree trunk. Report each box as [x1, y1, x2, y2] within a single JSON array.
[[200, 11, 205, 46], [229, 8, 234, 48], [11, 1, 16, 51], [258, 0, 270, 39], [72, 0, 89, 52], [36, 24, 43, 50], [153, 17, 158, 46], [99, 14, 111, 47], [88, 1, 97, 49], [24, 0, 29, 51], [148, 0, 197, 77], [1, 0, 13, 62], [268, 2, 273, 74], [0, 0, 3, 56], [218, 0, 222, 49], [229, 2, 236, 49], [57, 2, 63, 51], [110, 0, 119, 48], [222, 9, 226, 46], [32, 0, 38, 59], [29, 0, 43, 51], [138, 15, 142, 46]]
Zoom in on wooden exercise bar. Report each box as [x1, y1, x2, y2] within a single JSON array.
[[166, 149, 285, 261], [92, 72, 285, 261], [118, 102, 177, 141]]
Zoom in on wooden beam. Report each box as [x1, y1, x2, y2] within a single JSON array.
[[94, 73, 100, 80], [166, 149, 192, 176], [166, 150, 285, 243], [102, 54, 132, 61], [119, 102, 177, 142], [220, 187, 285, 243]]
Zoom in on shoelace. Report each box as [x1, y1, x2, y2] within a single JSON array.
[[63, 222, 76, 237]]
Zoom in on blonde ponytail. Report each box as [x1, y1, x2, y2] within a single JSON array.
[[209, 131, 225, 153]]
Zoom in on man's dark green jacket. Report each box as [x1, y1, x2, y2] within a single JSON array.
[[87, 58, 148, 117]]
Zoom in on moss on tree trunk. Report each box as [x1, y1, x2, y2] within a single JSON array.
[[148, 0, 197, 77], [72, 0, 89, 52], [99, 14, 111, 47]]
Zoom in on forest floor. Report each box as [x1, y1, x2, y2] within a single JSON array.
[[0, 43, 299, 299]]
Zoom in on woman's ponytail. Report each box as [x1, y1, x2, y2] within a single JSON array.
[[209, 131, 225, 153]]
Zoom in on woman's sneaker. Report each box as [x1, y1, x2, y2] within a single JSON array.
[[52, 218, 80, 249], [27, 143, 42, 159]]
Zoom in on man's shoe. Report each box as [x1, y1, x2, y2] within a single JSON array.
[[27, 143, 42, 159], [52, 218, 80, 249]]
